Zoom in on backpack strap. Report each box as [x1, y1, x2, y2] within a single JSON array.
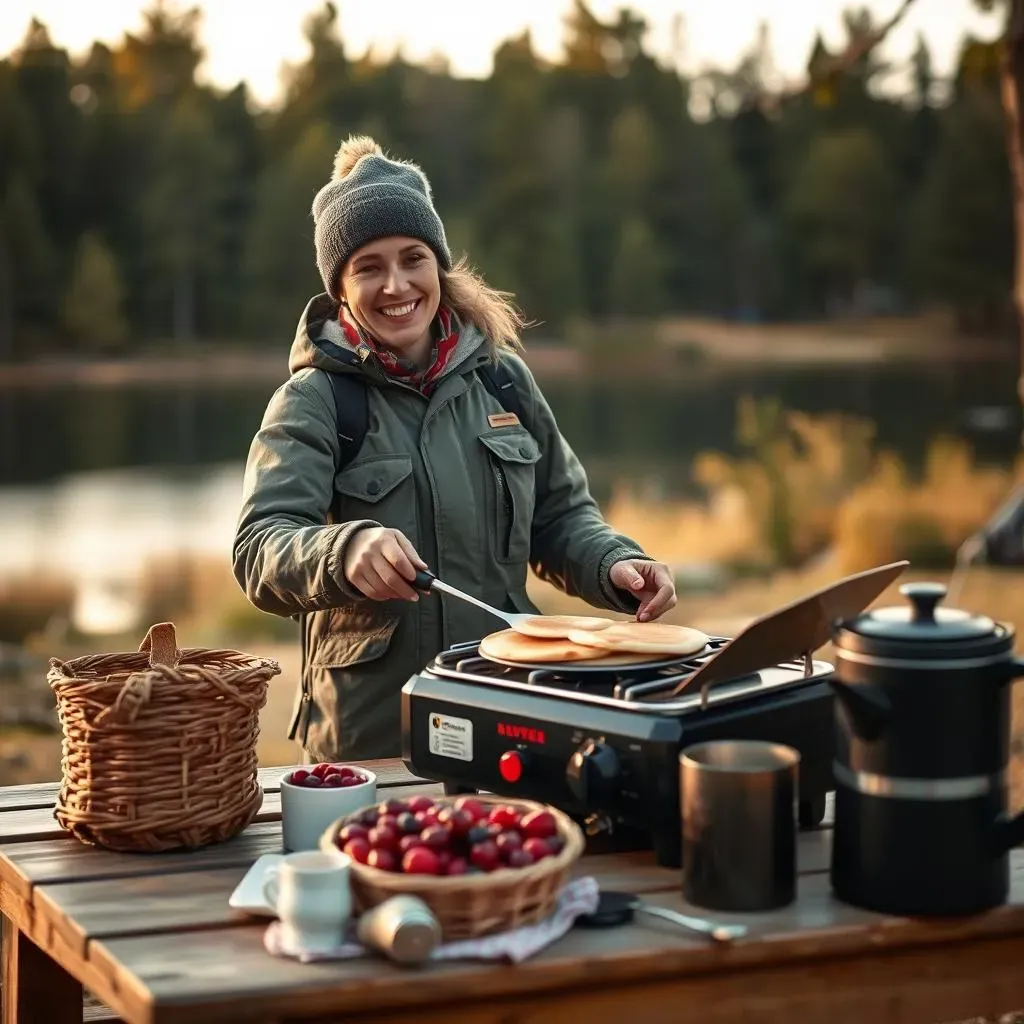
[[476, 358, 524, 425], [325, 371, 370, 472]]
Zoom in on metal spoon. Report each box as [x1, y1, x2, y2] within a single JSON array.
[[576, 890, 747, 944]]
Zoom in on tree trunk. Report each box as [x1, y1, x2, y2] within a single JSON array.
[[999, 0, 1024, 410]]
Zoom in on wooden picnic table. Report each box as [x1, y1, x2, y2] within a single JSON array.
[[1, 760, 1023, 1024]]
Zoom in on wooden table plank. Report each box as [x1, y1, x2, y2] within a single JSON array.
[[28, 848, 696, 955], [323, 933, 1024, 1024], [85, 860, 1024, 1024], [0, 783, 57, 814], [0, 785, 443, 900], [0, 795, 284, 846], [0, 759, 426, 816]]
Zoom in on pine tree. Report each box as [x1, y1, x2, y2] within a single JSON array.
[[61, 231, 129, 352]]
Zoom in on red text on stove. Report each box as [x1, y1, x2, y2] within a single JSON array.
[[497, 723, 546, 745]]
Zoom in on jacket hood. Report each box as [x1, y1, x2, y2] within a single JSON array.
[[287, 292, 489, 383]]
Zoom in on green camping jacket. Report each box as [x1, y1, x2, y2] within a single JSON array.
[[232, 294, 650, 760]]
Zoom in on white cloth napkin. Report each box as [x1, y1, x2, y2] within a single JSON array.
[[263, 875, 600, 965]]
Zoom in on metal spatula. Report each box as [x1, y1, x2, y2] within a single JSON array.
[[412, 570, 532, 631]]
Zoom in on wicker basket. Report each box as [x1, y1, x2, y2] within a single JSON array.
[[47, 622, 280, 853], [321, 794, 585, 940]]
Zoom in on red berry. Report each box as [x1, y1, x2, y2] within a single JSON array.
[[336, 766, 356, 779], [454, 797, 487, 822], [402, 846, 441, 875], [496, 831, 523, 859], [547, 835, 565, 855], [342, 837, 371, 864], [367, 848, 397, 871], [367, 826, 399, 852], [301, 774, 323, 788], [470, 840, 500, 872], [399, 834, 425, 854], [355, 807, 380, 826], [420, 825, 450, 850], [321, 775, 346, 788], [523, 837, 550, 861], [288, 769, 310, 785], [438, 807, 474, 837], [446, 856, 468, 876], [340, 775, 364, 787], [377, 814, 399, 832], [338, 823, 369, 844], [379, 799, 406, 816], [520, 809, 557, 839], [415, 809, 439, 829], [488, 805, 521, 829], [407, 795, 435, 814], [506, 848, 535, 868], [311, 762, 333, 780]]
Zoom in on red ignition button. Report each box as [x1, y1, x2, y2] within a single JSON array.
[[499, 751, 523, 783]]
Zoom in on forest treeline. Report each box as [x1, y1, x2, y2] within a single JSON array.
[[0, 1, 1013, 357]]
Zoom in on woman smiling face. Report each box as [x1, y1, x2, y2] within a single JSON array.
[[339, 236, 442, 366]]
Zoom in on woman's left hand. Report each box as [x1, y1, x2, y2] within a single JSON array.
[[609, 559, 677, 622]]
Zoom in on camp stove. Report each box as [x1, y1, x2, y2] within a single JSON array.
[[401, 562, 907, 868]]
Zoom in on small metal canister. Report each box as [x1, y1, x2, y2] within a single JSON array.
[[356, 895, 441, 965]]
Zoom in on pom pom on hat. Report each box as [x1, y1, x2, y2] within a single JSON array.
[[333, 135, 384, 180]]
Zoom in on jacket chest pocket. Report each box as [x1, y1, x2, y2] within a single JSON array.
[[334, 455, 416, 543], [478, 428, 542, 565]]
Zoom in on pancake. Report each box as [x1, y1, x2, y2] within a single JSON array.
[[479, 629, 610, 664], [566, 621, 710, 656], [512, 614, 616, 640]]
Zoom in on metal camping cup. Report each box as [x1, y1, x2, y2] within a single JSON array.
[[679, 740, 800, 912]]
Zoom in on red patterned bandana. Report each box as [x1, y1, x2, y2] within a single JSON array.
[[337, 306, 460, 396]]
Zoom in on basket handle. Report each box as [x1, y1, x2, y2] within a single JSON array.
[[139, 622, 179, 668], [94, 673, 153, 727]]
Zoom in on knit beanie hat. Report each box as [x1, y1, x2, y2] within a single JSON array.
[[311, 135, 452, 296]]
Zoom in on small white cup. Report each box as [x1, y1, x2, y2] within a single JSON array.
[[263, 850, 352, 955], [280, 766, 377, 852]]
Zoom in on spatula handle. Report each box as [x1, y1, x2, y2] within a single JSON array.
[[412, 570, 437, 593]]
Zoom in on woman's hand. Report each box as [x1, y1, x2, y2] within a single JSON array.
[[609, 559, 677, 622], [343, 526, 427, 601]]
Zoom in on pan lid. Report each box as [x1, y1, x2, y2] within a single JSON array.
[[834, 581, 1010, 660]]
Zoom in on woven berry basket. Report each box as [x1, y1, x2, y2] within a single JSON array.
[[321, 793, 585, 940], [47, 622, 280, 853]]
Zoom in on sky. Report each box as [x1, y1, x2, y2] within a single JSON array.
[[0, 0, 1005, 108]]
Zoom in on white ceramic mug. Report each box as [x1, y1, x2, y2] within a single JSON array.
[[262, 850, 352, 955], [280, 767, 377, 852]]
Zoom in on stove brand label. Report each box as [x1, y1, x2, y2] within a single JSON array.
[[497, 723, 546, 745], [428, 712, 473, 762]]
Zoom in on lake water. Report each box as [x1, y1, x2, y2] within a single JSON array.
[[1, 358, 1020, 633]]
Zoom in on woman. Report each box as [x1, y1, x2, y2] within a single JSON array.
[[232, 135, 677, 762]]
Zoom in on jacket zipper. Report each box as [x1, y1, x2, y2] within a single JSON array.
[[493, 461, 514, 559]]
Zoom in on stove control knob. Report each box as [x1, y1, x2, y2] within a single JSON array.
[[566, 739, 620, 802], [498, 750, 526, 783]]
